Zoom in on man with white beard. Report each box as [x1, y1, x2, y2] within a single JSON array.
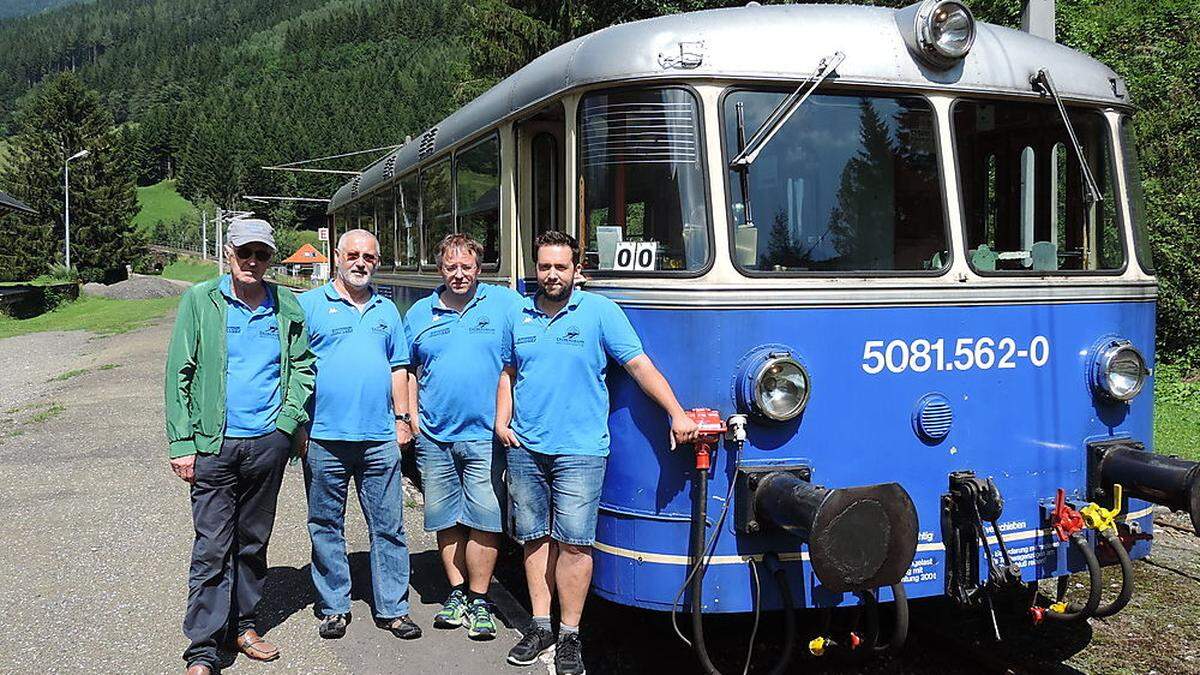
[[298, 229, 421, 641]]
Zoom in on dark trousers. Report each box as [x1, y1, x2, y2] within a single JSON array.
[[182, 430, 290, 668]]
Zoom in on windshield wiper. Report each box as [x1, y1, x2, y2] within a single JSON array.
[[729, 51, 845, 169], [1031, 69, 1104, 206]]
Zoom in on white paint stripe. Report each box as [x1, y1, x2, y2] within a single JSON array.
[[593, 507, 1159, 567]]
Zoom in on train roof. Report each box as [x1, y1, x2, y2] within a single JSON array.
[[330, 3, 1126, 213]]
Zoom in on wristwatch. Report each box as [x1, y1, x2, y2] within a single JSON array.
[[395, 412, 412, 424]]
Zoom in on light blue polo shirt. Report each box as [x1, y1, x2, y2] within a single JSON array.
[[220, 275, 283, 438], [501, 290, 644, 457], [298, 283, 410, 442], [406, 283, 522, 442]]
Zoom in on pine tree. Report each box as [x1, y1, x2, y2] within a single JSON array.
[[0, 72, 140, 282]]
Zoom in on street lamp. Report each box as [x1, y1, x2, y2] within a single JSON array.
[[64, 149, 89, 270]]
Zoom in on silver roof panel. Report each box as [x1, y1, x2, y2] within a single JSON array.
[[330, 3, 1124, 212]]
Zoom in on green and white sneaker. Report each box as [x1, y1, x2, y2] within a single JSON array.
[[434, 589, 468, 628], [465, 598, 497, 641]]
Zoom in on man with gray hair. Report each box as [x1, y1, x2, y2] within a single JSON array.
[[165, 218, 315, 675], [298, 229, 421, 641]]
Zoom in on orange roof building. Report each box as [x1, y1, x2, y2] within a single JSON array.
[[281, 243, 328, 265]]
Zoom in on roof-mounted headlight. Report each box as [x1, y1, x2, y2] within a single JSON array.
[[897, 0, 977, 70], [1090, 339, 1149, 402]]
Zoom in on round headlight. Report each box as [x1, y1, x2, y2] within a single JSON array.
[[925, 2, 975, 59], [904, 0, 976, 68], [753, 355, 810, 421], [1091, 340, 1149, 401]]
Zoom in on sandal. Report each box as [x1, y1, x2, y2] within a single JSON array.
[[235, 629, 280, 661]]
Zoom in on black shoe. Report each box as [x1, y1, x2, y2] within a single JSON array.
[[319, 613, 348, 639], [507, 626, 555, 666], [555, 632, 585, 675], [376, 615, 422, 639]]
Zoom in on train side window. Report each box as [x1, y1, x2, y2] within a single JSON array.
[[954, 100, 1125, 273], [578, 87, 710, 273], [396, 173, 420, 269], [455, 134, 501, 266], [532, 132, 558, 236], [1119, 117, 1154, 272], [375, 190, 395, 270], [356, 200, 375, 234], [420, 157, 453, 268]]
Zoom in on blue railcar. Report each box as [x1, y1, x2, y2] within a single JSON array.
[[326, 0, 1196, 664]]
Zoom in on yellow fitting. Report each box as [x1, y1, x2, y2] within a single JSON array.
[[1049, 601, 1068, 613], [808, 636, 828, 656], [1081, 484, 1123, 533]]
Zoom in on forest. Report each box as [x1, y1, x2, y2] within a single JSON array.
[[0, 0, 1196, 362]]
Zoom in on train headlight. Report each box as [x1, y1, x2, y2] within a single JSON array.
[[897, 0, 976, 69], [737, 348, 811, 422], [1090, 339, 1149, 402]]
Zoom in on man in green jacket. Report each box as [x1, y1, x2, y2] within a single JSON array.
[[164, 219, 315, 675]]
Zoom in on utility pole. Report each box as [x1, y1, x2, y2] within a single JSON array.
[[1021, 0, 1055, 41], [216, 208, 224, 276], [201, 210, 208, 260], [63, 149, 89, 270]]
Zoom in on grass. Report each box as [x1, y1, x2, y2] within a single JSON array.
[[30, 403, 64, 423], [1155, 365, 1200, 461], [0, 294, 179, 340], [133, 179, 197, 232], [162, 256, 217, 283], [48, 368, 88, 382], [46, 363, 120, 382]]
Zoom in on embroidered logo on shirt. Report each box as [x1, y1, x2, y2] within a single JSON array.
[[469, 315, 494, 334], [522, 317, 532, 324], [372, 319, 390, 334], [227, 326, 242, 334], [556, 325, 584, 346], [328, 307, 338, 314], [332, 326, 353, 336], [259, 324, 280, 338]]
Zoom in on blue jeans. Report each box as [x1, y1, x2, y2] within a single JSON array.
[[414, 432, 505, 533], [304, 439, 411, 618], [506, 446, 606, 546]]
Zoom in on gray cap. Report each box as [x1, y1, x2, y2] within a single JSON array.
[[227, 218, 276, 251]]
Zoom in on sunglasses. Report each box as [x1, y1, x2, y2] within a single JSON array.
[[235, 246, 272, 262], [342, 251, 379, 265]]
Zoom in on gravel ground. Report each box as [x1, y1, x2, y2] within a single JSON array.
[[0, 312, 1196, 674], [83, 274, 188, 300]]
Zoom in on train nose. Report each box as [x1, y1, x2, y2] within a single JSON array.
[[749, 472, 920, 593]]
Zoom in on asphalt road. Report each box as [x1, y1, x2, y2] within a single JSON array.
[[1, 311, 1197, 675]]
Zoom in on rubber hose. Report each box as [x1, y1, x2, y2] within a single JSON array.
[[764, 554, 797, 675], [1044, 532, 1103, 621], [856, 589, 881, 656], [883, 583, 910, 652], [689, 467, 722, 675], [1091, 529, 1134, 618]]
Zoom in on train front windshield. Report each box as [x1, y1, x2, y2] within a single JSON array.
[[723, 91, 948, 273], [954, 100, 1124, 273]]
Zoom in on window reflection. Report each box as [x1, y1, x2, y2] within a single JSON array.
[[724, 91, 947, 273]]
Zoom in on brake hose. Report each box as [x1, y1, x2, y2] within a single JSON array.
[[1042, 532, 1103, 621], [1091, 528, 1134, 618]]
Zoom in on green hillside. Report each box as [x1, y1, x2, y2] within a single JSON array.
[[133, 179, 195, 232], [0, 0, 86, 21]]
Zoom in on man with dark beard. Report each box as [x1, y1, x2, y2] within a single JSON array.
[[495, 231, 700, 675]]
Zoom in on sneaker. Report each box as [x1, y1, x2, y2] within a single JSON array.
[[555, 632, 585, 675], [465, 598, 497, 640], [434, 589, 468, 628], [507, 625, 555, 666], [376, 615, 422, 640], [318, 613, 348, 639]]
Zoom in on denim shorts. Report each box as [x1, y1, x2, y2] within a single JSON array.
[[506, 446, 606, 546], [413, 432, 505, 533]]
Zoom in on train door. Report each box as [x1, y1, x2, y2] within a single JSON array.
[[515, 101, 566, 284]]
